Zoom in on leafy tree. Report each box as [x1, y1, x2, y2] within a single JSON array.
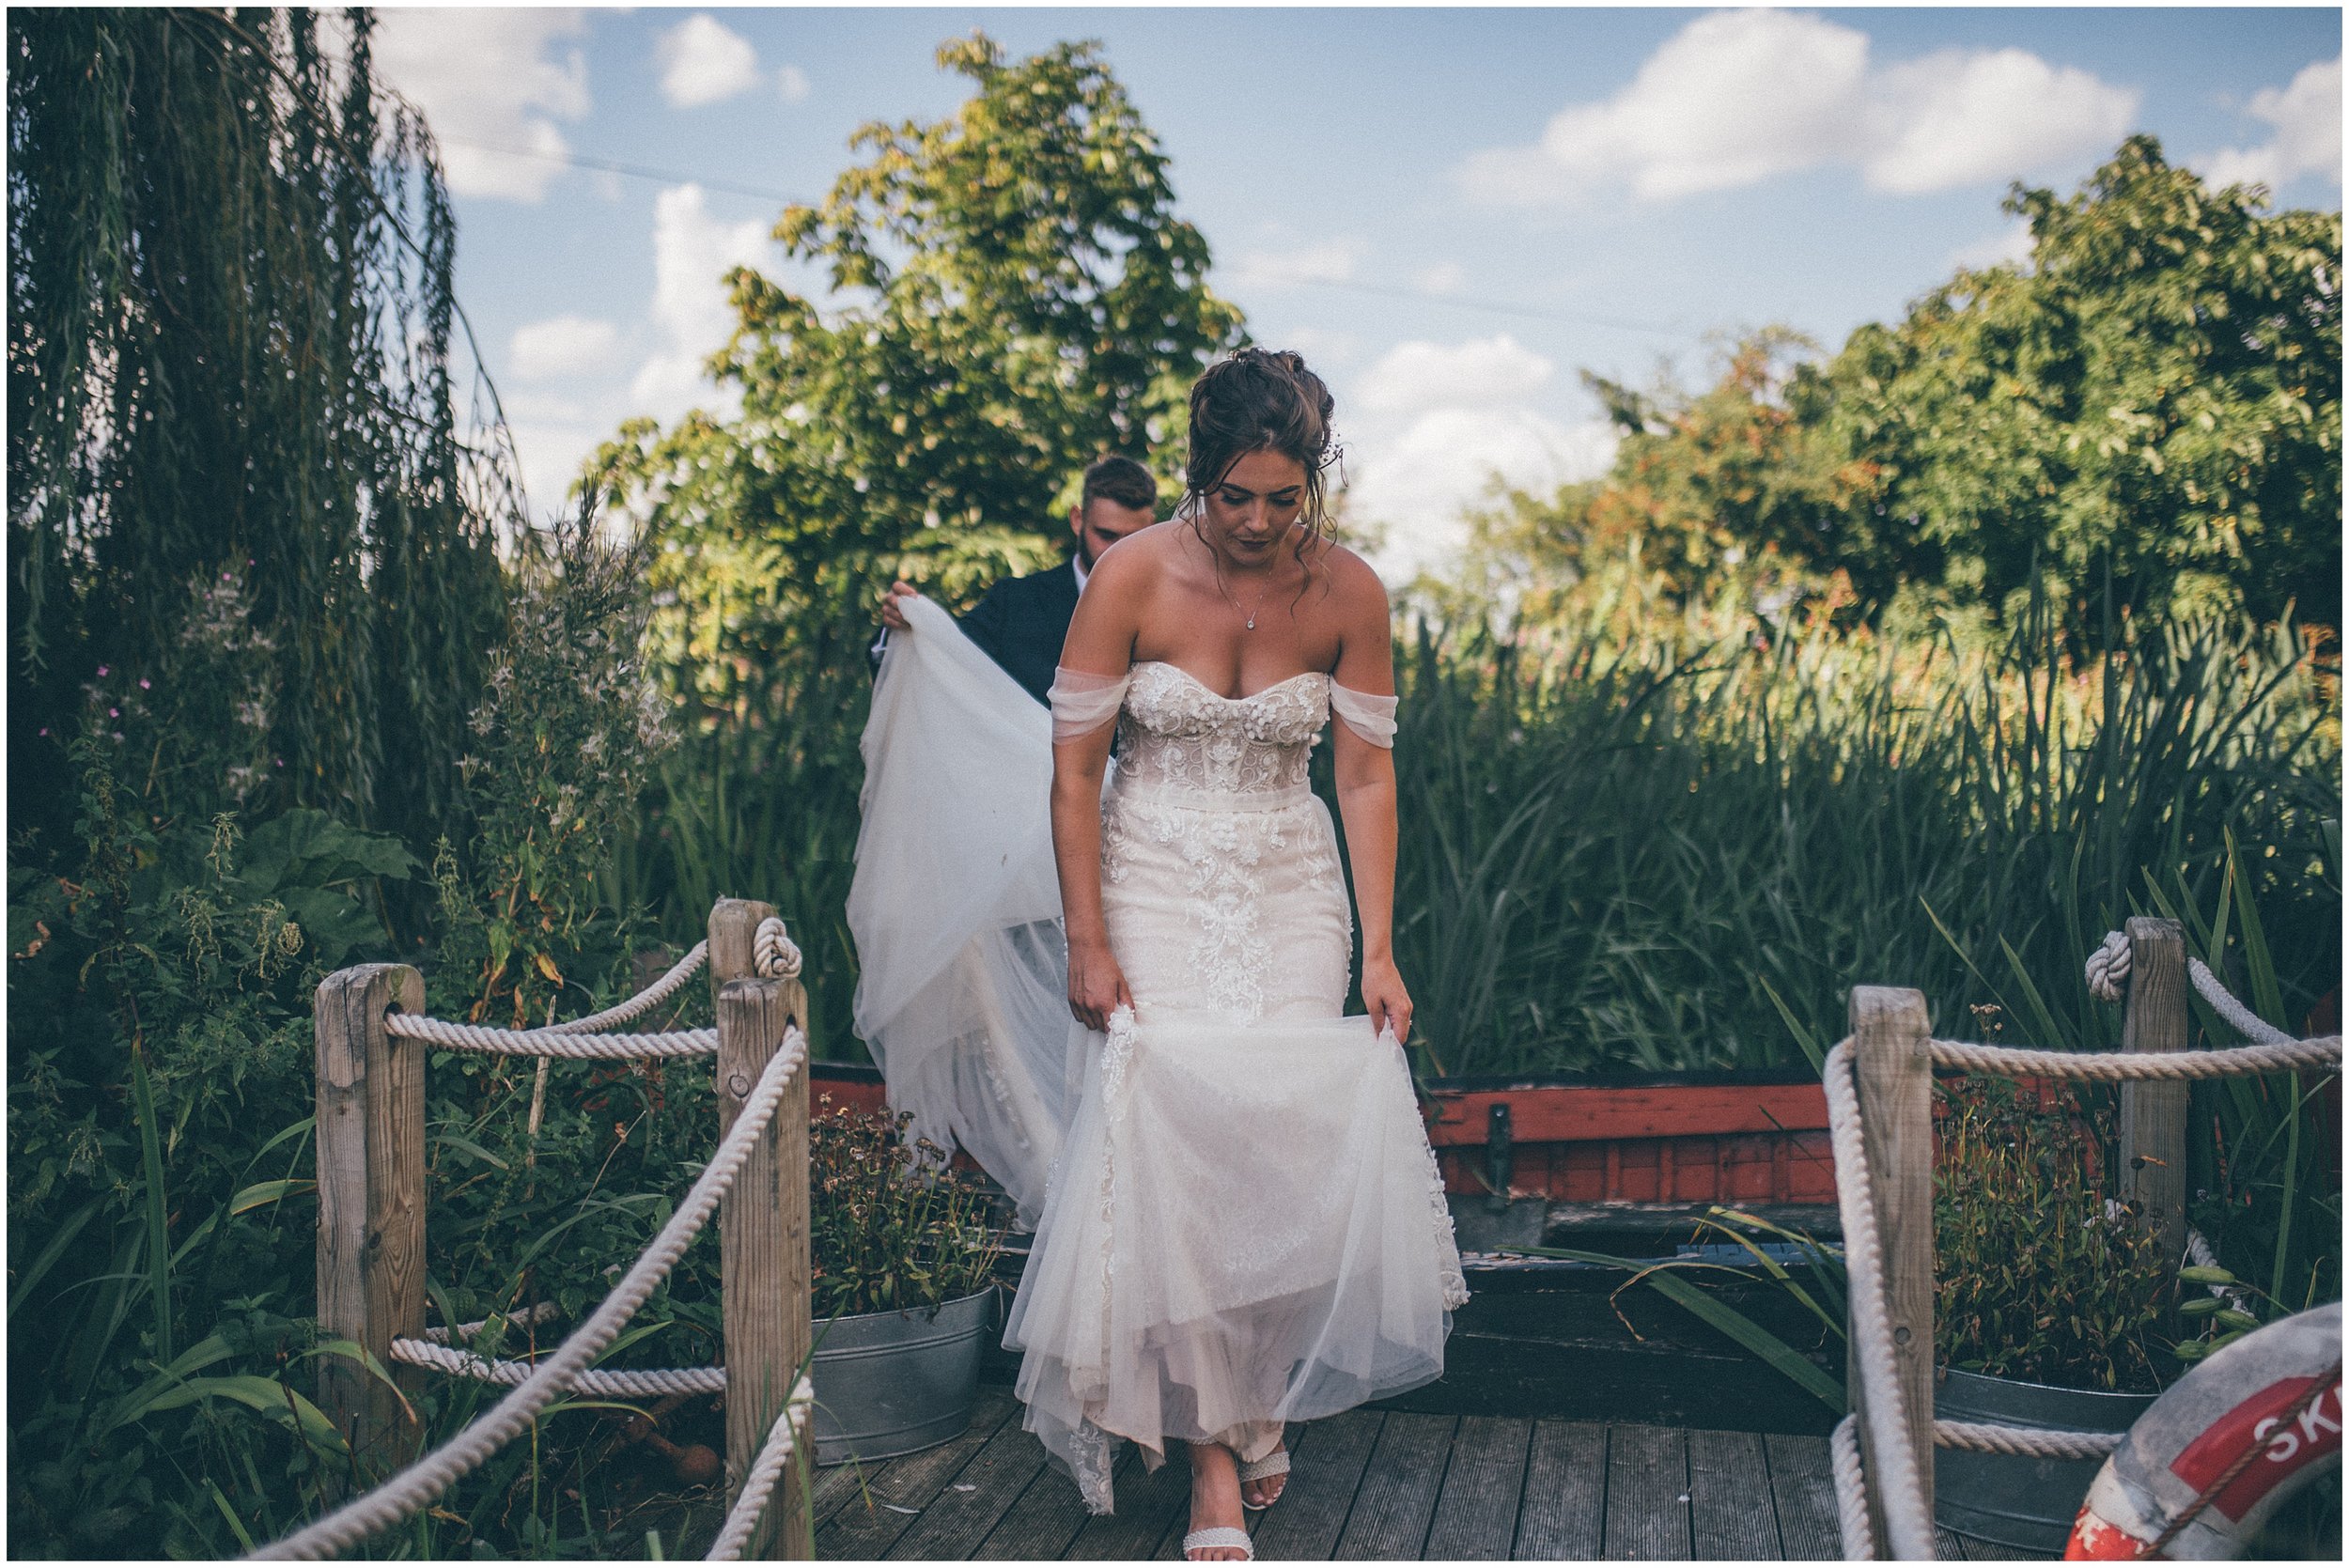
[[599, 31, 1244, 675], [1462, 138, 2341, 632], [8, 8, 512, 856], [1831, 135, 2341, 627]]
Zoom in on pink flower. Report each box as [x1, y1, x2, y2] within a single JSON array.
[[96, 665, 109, 676], [108, 707, 118, 718], [139, 679, 150, 690]]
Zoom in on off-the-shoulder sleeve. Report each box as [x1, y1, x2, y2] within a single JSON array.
[[1049, 666, 1129, 743], [1329, 682, 1398, 748]]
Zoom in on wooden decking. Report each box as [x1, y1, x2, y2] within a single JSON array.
[[810, 1389, 2043, 1560]]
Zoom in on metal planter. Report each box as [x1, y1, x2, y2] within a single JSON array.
[[1934, 1366, 2157, 1553], [809, 1286, 998, 1466]]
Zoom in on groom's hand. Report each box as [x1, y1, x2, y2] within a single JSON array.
[[877, 581, 918, 631], [1066, 938, 1134, 1033]]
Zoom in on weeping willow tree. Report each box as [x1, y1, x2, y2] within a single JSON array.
[[8, 6, 513, 857]]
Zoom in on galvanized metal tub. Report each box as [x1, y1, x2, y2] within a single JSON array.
[[810, 1286, 997, 1466], [1934, 1366, 2157, 1553]]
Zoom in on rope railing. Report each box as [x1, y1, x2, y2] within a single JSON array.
[[253, 1022, 807, 1560], [706, 1377, 815, 1561], [388, 1338, 728, 1398], [1829, 927, 2339, 1558]]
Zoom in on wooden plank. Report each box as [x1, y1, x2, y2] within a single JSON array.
[[1511, 1420, 1606, 1560], [815, 1392, 1018, 1560], [1423, 1416, 1532, 1561], [1253, 1412, 1380, 1561], [1425, 1082, 1832, 1145], [314, 963, 427, 1487], [972, 1437, 1140, 1560], [1954, 1529, 2046, 1560], [884, 1409, 1050, 1560], [1761, 1433, 1840, 1561], [1603, 1423, 1689, 1560], [2119, 917, 2190, 1272], [811, 1452, 893, 1529], [1333, 1412, 1455, 1560], [1848, 986, 1937, 1558], [1064, 1439, 1192, 1560], [1688, 1429, 1777, 1560]]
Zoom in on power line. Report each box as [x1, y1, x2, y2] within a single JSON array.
[[439, 134, 1688, 340]]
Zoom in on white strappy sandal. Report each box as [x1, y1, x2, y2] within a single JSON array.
[[1181, 1525, 1254, 1561], [1237, 1448, 1290, 1512]]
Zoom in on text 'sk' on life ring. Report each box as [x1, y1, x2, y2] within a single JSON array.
[[2067, 1304, 2341, 1559]]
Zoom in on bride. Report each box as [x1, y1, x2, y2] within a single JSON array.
[[1003, 349, 1468, 1562]]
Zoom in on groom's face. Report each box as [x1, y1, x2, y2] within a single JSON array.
[[1071, 497, 1156, 569]]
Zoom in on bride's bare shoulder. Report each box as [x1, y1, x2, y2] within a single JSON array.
[[1315, 540, 1392, 616]]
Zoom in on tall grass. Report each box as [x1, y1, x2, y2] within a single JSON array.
[[615, 597, 2339, 1086]]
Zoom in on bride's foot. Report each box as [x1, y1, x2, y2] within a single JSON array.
[[1237, 1443, 1289, 1511], [1184, 1442, 1252, 1562]]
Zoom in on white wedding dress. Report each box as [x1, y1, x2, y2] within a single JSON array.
[[1002, 660, 1470, 1514]]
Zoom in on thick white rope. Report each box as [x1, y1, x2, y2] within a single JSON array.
[[1821, 1041, 1938, 1562], [416, 1300, 563, 1344], [1932, 1419, 2121, 1460], [2186, 958, 2296, 1047], [1828, 1414, 1873, 1561], [705, 1376, 815, 1560], [753, 917, 801, 981], [388, 1338, 726, 1397], [249, 1025, 806, 1561], [384, 1014, 718, 1058], [551, 941, 708, 1033], [2085, 927, 2301, 1048], [1927, 1033, 2340, 1080], [2083, 929, 2132, 1004]]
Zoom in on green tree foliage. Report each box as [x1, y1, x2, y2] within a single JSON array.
[[1836, 135, 2341, 626], [1466, 138, 2341, 631], [8, 8, 511, 856], [599, 30, 1243, 663]]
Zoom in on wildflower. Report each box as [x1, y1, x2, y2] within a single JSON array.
[[139, 679, 150, 691], [108, 707, 118, 718], [96, 665, 108, 676]]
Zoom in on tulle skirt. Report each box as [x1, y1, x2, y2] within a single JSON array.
[[1002, 785, 1468, 1514]]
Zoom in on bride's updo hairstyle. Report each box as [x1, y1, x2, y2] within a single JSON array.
[[1181, 348, 1343, 568]]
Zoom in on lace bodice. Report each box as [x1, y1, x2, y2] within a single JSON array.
[[1111, 662, 1330, 804]]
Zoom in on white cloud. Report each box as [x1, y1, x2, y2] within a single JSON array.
[[509, 315, 622, 381], [1228, 240, 1362, 290], [778, 64, 813, 104], [1355, 335, 1553, 416], [1341, 337, 1614, 583], [1951, 219, 2035, 274], [658, 14, 762, 109], [2201, 57, 2342, 194], [1462, 8, 2137, 207], [371, 9, 590, 202], [628, 184, 779, 424], [1416, 261, 1467, 296]]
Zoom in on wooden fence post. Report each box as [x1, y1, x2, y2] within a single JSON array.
[[712, 900, 811, 1558], [2118, 916, 2189, 1271], [1847, 986, 1936, 1552], [709, 896, 778, 996], [315, 962, 428, 1490]]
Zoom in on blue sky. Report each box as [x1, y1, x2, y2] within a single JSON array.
[[371, 5, 2343, 579]]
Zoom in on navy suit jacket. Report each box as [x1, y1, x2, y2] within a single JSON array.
[[952, 562, 1081, 706]]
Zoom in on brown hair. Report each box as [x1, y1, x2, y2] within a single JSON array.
[[1180, 349, 1342, 567], [1080, 454, 1158, 513]]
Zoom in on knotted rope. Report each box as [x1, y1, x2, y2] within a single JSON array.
[[2085, 927, 2300, 1048], [249, 1024, 806, 1560], [705, 1377, 815, 1560], [1828, 1415, 1872, 1560]]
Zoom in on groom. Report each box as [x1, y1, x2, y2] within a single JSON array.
[[875, 455, 1158, 703]]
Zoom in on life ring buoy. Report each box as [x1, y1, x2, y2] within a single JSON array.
[[2066, 1304, 2340, 1560]]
